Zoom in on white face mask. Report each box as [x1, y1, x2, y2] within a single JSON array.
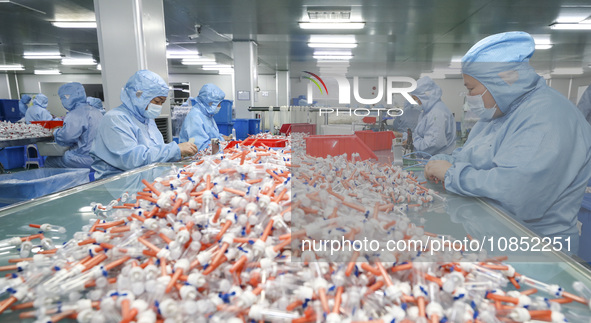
[[144, 103, 162, 119], [466, 89, 497, 121]]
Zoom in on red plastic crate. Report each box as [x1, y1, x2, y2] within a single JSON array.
[[31, 120, 63, 129], [304, 135, 378, 161], [279, 123, 316, 135], [224, 138, 288, 150], [355, 131, 396, 151]]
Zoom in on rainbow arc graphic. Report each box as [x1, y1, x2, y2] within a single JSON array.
[[303, 71, 328, 95]]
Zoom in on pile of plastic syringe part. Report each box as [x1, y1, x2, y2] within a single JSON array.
[[0, 137, 591, 323], [0, 121, 53, 141]]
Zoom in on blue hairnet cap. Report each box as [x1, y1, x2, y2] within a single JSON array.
[[34, 94, 48, 108], [21, 94, 31, 104], [461, 31, 535, 63], [58, 82, 87, 111], [87, 97, 103, 109], [197, 83, 225, 107], [461, 31, 540, 115], [121, 70, 169, 118], [410, 76, 443, 107]]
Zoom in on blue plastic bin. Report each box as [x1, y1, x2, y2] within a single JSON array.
[[214, 100, 233, 123], [0, 146, 25, 170], [233, 119, 249, 140], [248, 119, 261, 136], [217, 123, 234, 136], [0, 168, 89, 206], [0, 99, 20, 122]]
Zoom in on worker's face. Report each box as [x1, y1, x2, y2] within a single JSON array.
[[146, 96, 167, 110], [411, 95, 422, 106], [463, 74, 503, 118]]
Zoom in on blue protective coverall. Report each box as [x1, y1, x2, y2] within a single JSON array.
[[18, 94, 32, 118], [431, 32, 591, 255], [45, 83, 103, 169], [179, 83, 225, 151], [392, 102, 421, 133], [87, 97, 106, 115], [577, 86, 591, 126], [410, 77, 457, 155], [25, 94, 53, 123], [90, 70, 180, 180]]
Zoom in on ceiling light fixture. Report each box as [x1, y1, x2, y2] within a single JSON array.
[[166, 50, 200, 59], [24, 53, 62, 59], [34, 69, 61, 75], [535, 44, 553, 50], [97, 64, 102, 71], [308, 43, 357, 48], [51, 21, 97, 28], [201, 64, 233, 70], [299, 22, 365, 30], [550, 23, 591, 30], [313, 55, 353, 60], [61, 58, 97, 65], [0, 64, 24, 71]]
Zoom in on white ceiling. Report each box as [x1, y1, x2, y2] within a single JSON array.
[[1, 0, 591, 78]]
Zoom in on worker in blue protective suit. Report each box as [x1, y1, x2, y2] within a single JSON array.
[[407, 76, 456, 155], [179, 83, 232, 151], [577, 86, 591, 126], [87, 97, 106, 115], [392, 101, 422, 138], [90, 70, 198, 180], [425, 31, 591, 256], [25, 94, 53, 123], [44, 83, 104, 169], [18, 94, 32, 118]]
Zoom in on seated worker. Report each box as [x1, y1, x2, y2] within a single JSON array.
[[90, 70, 198, 179], [179, 84, 231, 151], [25, 94, 53, 123], [392, 101, 422, 140], [18, 94, 32, 118], [45, 83, 103, 169], [405, 77, 456, 155], [87, 97, 106, 115], [425, 31, 591, 255]]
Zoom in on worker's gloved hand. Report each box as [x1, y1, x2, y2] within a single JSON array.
[[425, 160, 452, 183], [178, 142, 198, 157]]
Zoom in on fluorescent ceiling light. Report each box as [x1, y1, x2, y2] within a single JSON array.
[[23, 52, 62, 59], [535, 44, 553, 50], [309, 35, 356, 43], [97, 64, 102, 71], [52, 21, 97, 28], [308, 43, 357, 48], [61, 58, 96, 65], [34, 69, 61, 75], [0, 64, 24, 71], [313, 55, 353, 60], [299, 22, 365, 30], [314, 50, 352, 56], [551, 67, 584, 75], [550, 23, 591, 30], [166, 50, 200, 59], [555, 12, 591, 23], [24, 55, 62, 59]]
